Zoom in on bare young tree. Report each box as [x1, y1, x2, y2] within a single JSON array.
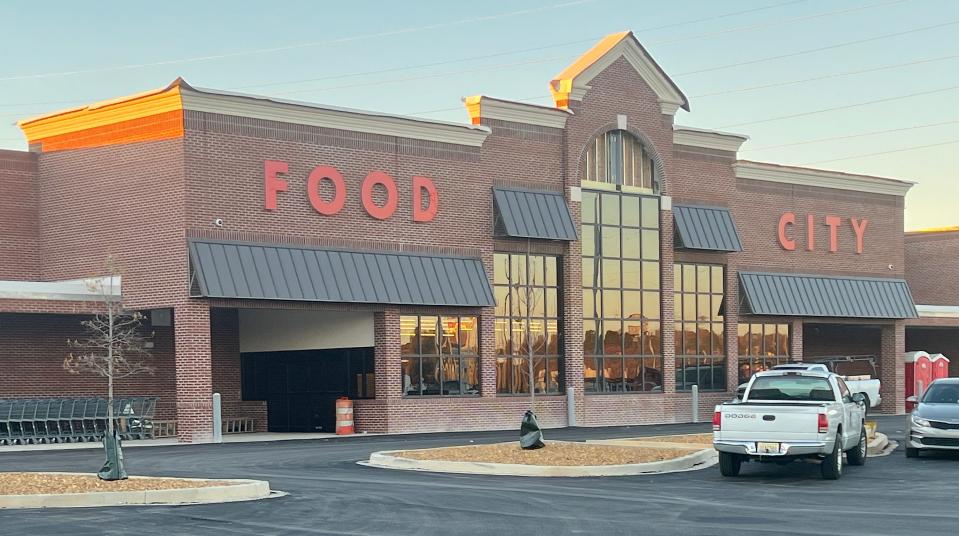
[[64, 262, 154, 445], [514, 239, 546, 411]]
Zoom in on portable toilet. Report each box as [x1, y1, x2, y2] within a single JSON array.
[[904, 351, 933, 411], [930, 353, 951, 380]]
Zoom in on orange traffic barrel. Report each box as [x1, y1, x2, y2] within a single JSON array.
[[335, 397, 354, 435]]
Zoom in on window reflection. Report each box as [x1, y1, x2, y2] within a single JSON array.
[[674, 263, 726, 392], [737, 323, 791, 384], [401, 315, 479, 396]]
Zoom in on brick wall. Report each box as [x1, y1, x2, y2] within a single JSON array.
[[0, 150, 40, 280], [0, 312, 177, 420], [905, 231, 959, 306]]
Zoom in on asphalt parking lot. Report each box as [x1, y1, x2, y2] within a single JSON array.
[[1, 415, 957, 535]]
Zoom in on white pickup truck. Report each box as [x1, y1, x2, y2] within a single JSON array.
[[714, 369, 868, 480], [773, 362, 882, 409]]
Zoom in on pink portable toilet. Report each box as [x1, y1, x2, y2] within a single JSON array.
[[930, 353, 951, 380], [904, 351, 933, 411]]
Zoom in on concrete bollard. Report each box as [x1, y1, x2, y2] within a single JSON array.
[[691, 385, 700, 423], [212, 392, 222, 444], [567, 387, 577, 427]]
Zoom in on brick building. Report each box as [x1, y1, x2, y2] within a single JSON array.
[[1, 32, 954, 442]]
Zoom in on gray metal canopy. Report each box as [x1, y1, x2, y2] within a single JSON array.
[[739, 271, 917, 319], [673, 204, 742, 252], [189, 240, 494, 307], [492, 187, 578, 241]]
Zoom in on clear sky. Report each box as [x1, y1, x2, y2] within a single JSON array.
[[1, 0, 956, 230]]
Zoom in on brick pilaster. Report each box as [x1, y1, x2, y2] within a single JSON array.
[[724, 262, 740, 395], [879, 321, 906, 414], [564, 193, 585, 424], [374, 308, 402, 400], [173, 301, 213, 443], [479, 305, 497, 398], [790, 320, 804, 361], [660, 207, 676, 394]]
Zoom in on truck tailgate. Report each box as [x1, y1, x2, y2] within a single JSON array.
[[718, 404, 825, 441]]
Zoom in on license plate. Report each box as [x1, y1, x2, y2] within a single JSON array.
[[757, 442, 781, 454]]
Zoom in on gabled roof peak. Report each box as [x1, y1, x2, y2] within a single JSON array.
[[548, 31, 688, 115]]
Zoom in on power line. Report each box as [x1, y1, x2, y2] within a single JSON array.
[[675, 19, 959, 77], [693, 53, 959, 98], [743, 119, 959, 151], [803, 138, 959, 165], [718, 84, 959, 129], [649, 0, 905, 47], [0, 0, 599, 83]]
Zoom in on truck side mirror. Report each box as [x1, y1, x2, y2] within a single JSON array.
[[852, 393, 866, 406]]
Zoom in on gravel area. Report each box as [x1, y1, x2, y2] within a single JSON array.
[[0, 473, 229, 495], [393, 441, 696, 466]]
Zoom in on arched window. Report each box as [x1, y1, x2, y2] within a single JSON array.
[[581, 130, 657, 191]]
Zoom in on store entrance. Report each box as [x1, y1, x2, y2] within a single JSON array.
[[240, 347, 374, 433]]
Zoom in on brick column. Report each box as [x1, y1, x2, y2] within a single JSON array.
[[879, 321, 906, 414], [724, 262, 740, 395], [660, 206, 676, 394], [374, 308, 402, 400], [564, 193, 585, 425], [173, 301, 213, 443], [790, 320, 803, 362], [479, 306, 497, 398]]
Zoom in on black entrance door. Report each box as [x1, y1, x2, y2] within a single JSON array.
[[241, 347, 374, 433]]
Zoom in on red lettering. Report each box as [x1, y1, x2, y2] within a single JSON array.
[[412, 176, 438, 222], [778, 212, 796, 251], [806, 214, 815, 251], [851, 218, 868, 254], [307, 166, 346, 215], [824, 215, 841, 253], [361, 171, 398, 220], [263, 160, 288, 211]]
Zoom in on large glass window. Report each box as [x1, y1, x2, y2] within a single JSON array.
[[494, 253, 563, 395], [401, 315, 479, 396], [737, 323, 790, 385], [674, 263, 726, 391], [580, 130, 657, 191], [583, 191, 662, 393]]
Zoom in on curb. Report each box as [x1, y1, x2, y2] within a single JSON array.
[[0, 473, 272, 509], [867, 432, 889, 456], [362, 445, 717, 477]]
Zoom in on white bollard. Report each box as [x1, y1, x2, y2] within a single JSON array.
[[567, 387, 577, 427], [212, 392, 222, 444], [691, 385, 700, 423]]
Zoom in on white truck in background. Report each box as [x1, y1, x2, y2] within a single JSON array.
[[735, 359, 882, 410], [714, 369, 868, 480]]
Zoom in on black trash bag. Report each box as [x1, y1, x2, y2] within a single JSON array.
[[98, 429, 128, 481], [520, 410, 545, 450]]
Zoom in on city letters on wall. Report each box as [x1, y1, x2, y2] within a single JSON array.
[[263, 160, 439, 222], [777, 212, 868, 254]]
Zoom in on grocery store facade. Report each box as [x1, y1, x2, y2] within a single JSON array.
[[2, 32, 952, 442]]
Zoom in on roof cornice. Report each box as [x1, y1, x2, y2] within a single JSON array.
[[734, 161, 915, 197], [673, 126, 748, 153], [463, 95, 570, 129]]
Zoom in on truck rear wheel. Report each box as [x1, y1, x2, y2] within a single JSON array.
[[847, 427, 867, 466], [821, 435, 843, 480], [719, 452, 742, 477]]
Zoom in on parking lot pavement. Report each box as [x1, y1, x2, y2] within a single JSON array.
[[1, 415, 957, 536]]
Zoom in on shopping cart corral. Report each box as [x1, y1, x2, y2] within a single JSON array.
[[0, 396, 158, 445]]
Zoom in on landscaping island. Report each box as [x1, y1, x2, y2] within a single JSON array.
[[365, 434, 717, 477], [0, 472, 273, 509]]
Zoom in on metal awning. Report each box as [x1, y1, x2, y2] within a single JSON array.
[[493, 187, 578, 241], [189, 240, 494, 307], [739, 271, 918, 319], [673, 204, 742, 252]]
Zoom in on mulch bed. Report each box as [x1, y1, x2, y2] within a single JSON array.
[[630, 434, 713, 445], [393, 442, 695, 466], [0, 473, 229, 495]]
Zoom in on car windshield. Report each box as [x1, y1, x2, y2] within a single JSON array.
[[747, 376, 834, 402], [922, 384, 959, 404]]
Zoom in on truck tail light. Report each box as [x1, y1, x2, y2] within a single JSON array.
[[713, 411, 722, 431], [818, 413, 829, 434]]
